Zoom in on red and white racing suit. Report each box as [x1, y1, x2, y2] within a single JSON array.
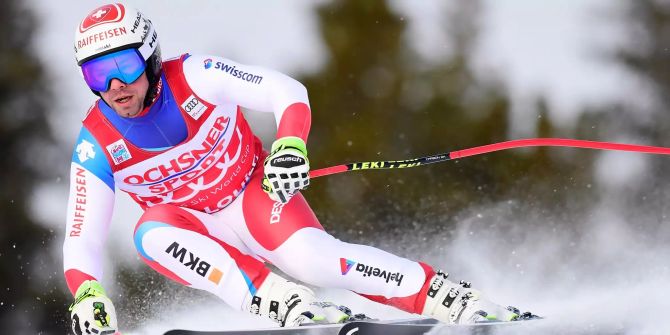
[[63, 54, 436, 314]]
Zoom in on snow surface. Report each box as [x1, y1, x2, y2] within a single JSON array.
[[124, 191, 669, 335]]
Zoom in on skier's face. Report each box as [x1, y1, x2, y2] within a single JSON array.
[[100, 73, 149, 118]]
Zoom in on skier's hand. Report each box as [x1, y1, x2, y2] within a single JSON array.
[[262, 136, 310, 204], [69, 280, 118, 335]]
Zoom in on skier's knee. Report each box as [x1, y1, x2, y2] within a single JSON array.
[[133, 204, 194, 262]]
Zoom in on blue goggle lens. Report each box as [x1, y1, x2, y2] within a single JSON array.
[[81, 49, 146, 92]]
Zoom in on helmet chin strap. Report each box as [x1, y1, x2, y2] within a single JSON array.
[[143, 75, 162, 107], [143, 46, 163, 107]]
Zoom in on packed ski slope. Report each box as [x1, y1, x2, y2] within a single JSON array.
[[122, 194, 669, 335]]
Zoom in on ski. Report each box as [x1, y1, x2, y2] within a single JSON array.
[[163, 317, 543, 335], [163, 322, 342, 335], [338, 317, 543, 335], [163, 318, 436, 335]]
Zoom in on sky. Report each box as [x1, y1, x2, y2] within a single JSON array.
[[476, 1, 637, 132], [24, 1, 666, 333]]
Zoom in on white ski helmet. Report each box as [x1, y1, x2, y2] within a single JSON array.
[[74, 3, 162, 98]]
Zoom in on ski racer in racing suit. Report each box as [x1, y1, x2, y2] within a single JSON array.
[[64, 4, 524, 334]]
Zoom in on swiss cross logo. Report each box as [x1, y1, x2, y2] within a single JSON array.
[[92, 9, 109, 19], [79, 3, 125, 33]]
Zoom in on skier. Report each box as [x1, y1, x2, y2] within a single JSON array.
[[65, 3, 524, 334]]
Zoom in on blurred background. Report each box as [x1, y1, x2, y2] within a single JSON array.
[[1, 0, 669, 333]]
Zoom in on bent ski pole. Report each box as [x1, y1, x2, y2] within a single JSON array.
[[310, 138, 670, 178]]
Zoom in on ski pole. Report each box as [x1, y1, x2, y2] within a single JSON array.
[[310, 138, 670, 178]]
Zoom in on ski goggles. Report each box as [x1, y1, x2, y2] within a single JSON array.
[[81, 48, 146, 92]]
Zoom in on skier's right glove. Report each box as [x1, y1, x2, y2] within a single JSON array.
[[69, 280, 118, 335], [262, 136, 310, 204]]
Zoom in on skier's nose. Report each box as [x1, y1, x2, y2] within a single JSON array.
[[108, 78, 126, 91]]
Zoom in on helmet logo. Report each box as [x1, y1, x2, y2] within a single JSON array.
[[79, 3, 126, 33], [92, 8, 109, 20], [204, 58, 213, 69]]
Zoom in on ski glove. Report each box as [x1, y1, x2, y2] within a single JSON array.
[[262, 136, 310, 204], [69, 280, 118, 335]]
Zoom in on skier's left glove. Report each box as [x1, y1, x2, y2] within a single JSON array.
[[262, 136, 310, 204], [69, 280, 118, 335]]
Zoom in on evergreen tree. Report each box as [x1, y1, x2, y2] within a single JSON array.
[[299, 0, 596, 242], [0, 1, 68, 333], [580, 0, 670, 229]]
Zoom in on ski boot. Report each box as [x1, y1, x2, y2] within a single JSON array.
[[421, 271, 530, 324], [246, 273, 351, 327]]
